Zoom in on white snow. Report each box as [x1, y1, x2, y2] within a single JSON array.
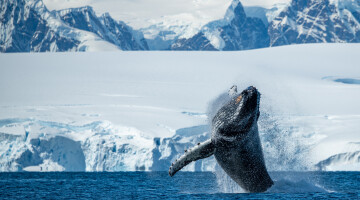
[[139, 13, 207, 49], [244, 3, 290, 25], [40, 0, 292, 50], [26, 0, 120, 52], [330, 0, 360, 11], [0, 43, 360, 171], [201, 0, 241, 50], [139, 0, 241, 50], [269, 0, 360, 46]]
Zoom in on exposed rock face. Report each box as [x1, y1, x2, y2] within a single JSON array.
[[170, 33, 217, 51], [269, 0, 360, 46], [1, 0, 360, 52], [100, 14, 149, 50], [169, 0, 360, 50], [170, 0, 269, 51], [0, 0, 79, 52], [0, 0, 148, 52], [56, 7, 148, 50]]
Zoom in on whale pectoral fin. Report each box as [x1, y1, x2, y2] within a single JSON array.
[[169, 139, 215, 177]]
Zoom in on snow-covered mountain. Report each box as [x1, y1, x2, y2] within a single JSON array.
[[269, 0, 360, 46], [170, 0, 269, 51], [139, 14, 206, 50], [243, 3, 290, 26], [0, 0, 148, 52], [55, 7, 148, 50], [139, 2, 289, 50], [2, 0, 360, 52], [157, 0, 360, 50]]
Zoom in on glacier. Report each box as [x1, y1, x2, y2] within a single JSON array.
[[0, 119, 213, 172], [0, 43, 360, 172]]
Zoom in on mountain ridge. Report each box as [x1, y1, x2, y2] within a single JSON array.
[[168, 0, 360, 50], [1, 0, 360, 52], [0, 0, 148, 52]]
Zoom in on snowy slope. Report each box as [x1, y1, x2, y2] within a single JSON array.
[[170, 0, 269, 50], [244, 3, 290, 26], [139, 2, 284, 50], [0, 0, 120, 52], [55, 7, 148, 50], [167, 0, 360, 50], [139, 14, 206, 50], [0, 43, 360, 171], [269, 0, 360, 46], [0, 0, 149, 52], [2, 0, 360, 52]]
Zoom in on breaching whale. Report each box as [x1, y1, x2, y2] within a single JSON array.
[[169, 86, 273, 193]]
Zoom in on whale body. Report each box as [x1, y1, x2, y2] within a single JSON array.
[[169, 86, 273, 193]]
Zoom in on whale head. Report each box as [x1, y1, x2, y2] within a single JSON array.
[[212, 86, 260, 137]]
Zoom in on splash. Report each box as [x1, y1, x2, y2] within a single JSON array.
[[215, 169, 330, 193], [207, 86, 325, 193], [258, 110, 315, 171], [214, 166, 245, 193], [267, 172, 329, 193]]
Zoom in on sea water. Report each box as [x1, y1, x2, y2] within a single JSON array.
[[0, 172, 359, 199]]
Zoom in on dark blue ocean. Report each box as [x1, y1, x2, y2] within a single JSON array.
[[0, 172, 359, 199]]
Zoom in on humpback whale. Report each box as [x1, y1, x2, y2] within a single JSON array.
[[169, 86, 273, 193]]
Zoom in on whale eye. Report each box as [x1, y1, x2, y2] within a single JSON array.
[[236, 95, 242, 104]]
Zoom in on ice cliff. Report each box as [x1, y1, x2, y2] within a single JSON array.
[[1, 114, 357, 172]]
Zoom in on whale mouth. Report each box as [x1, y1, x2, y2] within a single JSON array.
[[235, 95, 243, 104]]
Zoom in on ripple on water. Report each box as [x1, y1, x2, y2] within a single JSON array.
[[0, 172, 358, 199]]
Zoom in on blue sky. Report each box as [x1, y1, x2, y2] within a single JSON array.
[[43, 0, 290, 28]]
